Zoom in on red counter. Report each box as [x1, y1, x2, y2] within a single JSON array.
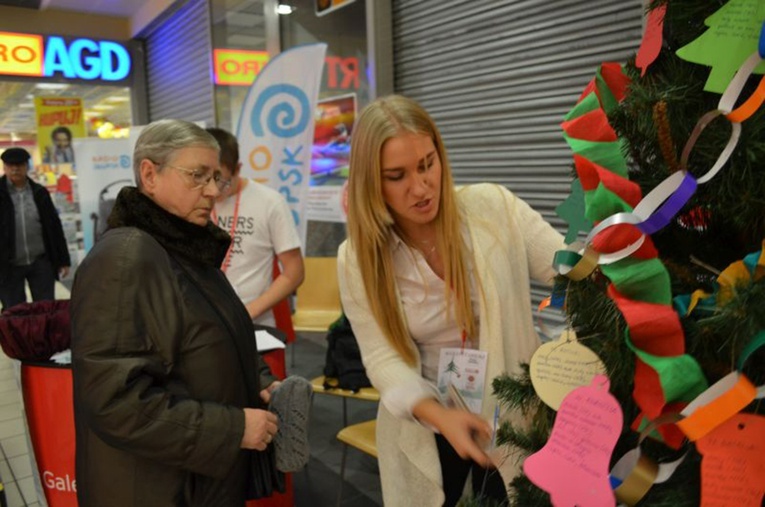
[[21, 347, 292, 507]]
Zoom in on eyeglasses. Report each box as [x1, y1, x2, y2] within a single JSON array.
[[217, 175, 234, 191], [164, 164, 231, 192]]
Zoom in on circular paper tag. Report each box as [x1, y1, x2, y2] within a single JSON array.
[[530, 329, 608, 410]]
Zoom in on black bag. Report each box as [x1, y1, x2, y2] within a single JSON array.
[[323, 313, 372, 392]]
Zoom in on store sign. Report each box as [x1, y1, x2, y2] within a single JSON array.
[[0, 31, 131, 81], [0, 31, 43, 76], [213, 49, 270, 85], [213, 48, 359, 90]]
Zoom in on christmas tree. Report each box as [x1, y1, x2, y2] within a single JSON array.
[[486, 1, 765, 505]]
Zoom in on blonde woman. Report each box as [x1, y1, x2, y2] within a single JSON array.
[[338, 95, 564, 506]]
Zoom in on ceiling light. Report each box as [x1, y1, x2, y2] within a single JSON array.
[[18, 103, 34, 108], [276, 4, 294, 15], [92, 104, 116, 111], [35, 83, 70, 90], [105, 96, 130, 103]]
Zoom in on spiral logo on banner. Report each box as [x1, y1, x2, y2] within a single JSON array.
[[250, 84, 310, 138], [235, 42, 327, 248]]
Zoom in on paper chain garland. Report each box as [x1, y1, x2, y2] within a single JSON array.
[[551, 39, 765, 505]]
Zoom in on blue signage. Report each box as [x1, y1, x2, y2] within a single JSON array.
[[43, 36, 131, 81]]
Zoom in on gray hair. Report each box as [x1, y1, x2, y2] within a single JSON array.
[[133, 119, 219, 188]]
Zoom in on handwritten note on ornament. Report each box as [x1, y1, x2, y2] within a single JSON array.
[[675, 0, 765, 93], [696, 413, 765, 507], [530, 329, 607, 410], [524, 375, 622, 507]]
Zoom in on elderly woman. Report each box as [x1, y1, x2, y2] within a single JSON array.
[[70, 119, 281, 507]]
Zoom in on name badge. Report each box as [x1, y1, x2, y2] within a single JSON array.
[[436, 347, 488, 414]]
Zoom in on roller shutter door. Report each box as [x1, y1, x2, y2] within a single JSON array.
[[144, 0, 216, 126], [393, 0, 644, 328]]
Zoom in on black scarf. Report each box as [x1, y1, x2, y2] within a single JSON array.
[[108, 186, 286, 499], [107, 186, 230, 267]]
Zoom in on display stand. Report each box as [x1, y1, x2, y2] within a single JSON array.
[[21, 362, 77, 507]]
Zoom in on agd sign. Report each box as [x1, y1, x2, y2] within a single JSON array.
[[0, 31, 131, 82]]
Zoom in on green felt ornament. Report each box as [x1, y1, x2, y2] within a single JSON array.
[[676, 0, 765, 94], [555, 179, 593, 244]]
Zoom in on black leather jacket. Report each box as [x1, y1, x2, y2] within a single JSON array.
[[70, 187, 279, 506], [0, 175, 70, 282]]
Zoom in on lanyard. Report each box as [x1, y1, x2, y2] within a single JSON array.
[[211, 182, 242, 273]]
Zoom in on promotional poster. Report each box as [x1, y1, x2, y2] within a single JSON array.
[[307, 93, 356, 223], [34, 97, 85, 166], [72, 138, 134, 251]]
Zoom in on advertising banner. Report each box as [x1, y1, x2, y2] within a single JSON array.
[[306, 93, 356, 223], [21, 363, 77, 507], [35, 97, 85, 166], [236, 43, 327, 246], [72, 138, 134, 251]]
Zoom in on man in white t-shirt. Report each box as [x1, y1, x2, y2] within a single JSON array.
[[207, 128, 304, 327]]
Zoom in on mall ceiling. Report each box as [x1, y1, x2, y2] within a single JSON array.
[[0, 0, 151, 17]]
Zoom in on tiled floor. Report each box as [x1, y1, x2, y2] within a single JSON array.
[[0, 353, 42, 507]]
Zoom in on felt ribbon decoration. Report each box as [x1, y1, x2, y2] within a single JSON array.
[[558, 63, 707, 448], [575, 48, 765, 270], [679, 240, 765, 316]]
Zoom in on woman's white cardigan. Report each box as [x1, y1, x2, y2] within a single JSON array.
[[337, 183, 565, 506]]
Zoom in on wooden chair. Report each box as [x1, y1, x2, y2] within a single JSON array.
[[291, 257, 342, 333], [336, 419, 377, 507], [310, 375, 379, 427], [310, 376, 379, 505]]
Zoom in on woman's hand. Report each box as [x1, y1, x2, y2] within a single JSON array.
[[260, 381, 281, 404], [241, 408, 279, 451], [412, 398, 493, 467], [439, 409, 493, 467]]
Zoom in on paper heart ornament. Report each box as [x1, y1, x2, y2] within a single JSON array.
[[524, 374, 622, 507]]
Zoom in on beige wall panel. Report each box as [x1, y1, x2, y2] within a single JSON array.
[[0, 6, 130, 40]]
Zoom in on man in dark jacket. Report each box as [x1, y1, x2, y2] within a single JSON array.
[[0, 147, 70, 311]]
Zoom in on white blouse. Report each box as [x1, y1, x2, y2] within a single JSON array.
[[385, 231, 481, 416]]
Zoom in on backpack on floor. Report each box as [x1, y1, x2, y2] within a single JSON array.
[[323, 313, 372, 392]]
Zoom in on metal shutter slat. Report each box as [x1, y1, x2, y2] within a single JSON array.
[[145, 0, 215, 126]]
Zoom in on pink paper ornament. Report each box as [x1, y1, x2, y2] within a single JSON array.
[[524, 374, 622, 507]]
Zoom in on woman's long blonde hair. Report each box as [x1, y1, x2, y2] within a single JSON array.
[[346, 95, 477, 366]]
